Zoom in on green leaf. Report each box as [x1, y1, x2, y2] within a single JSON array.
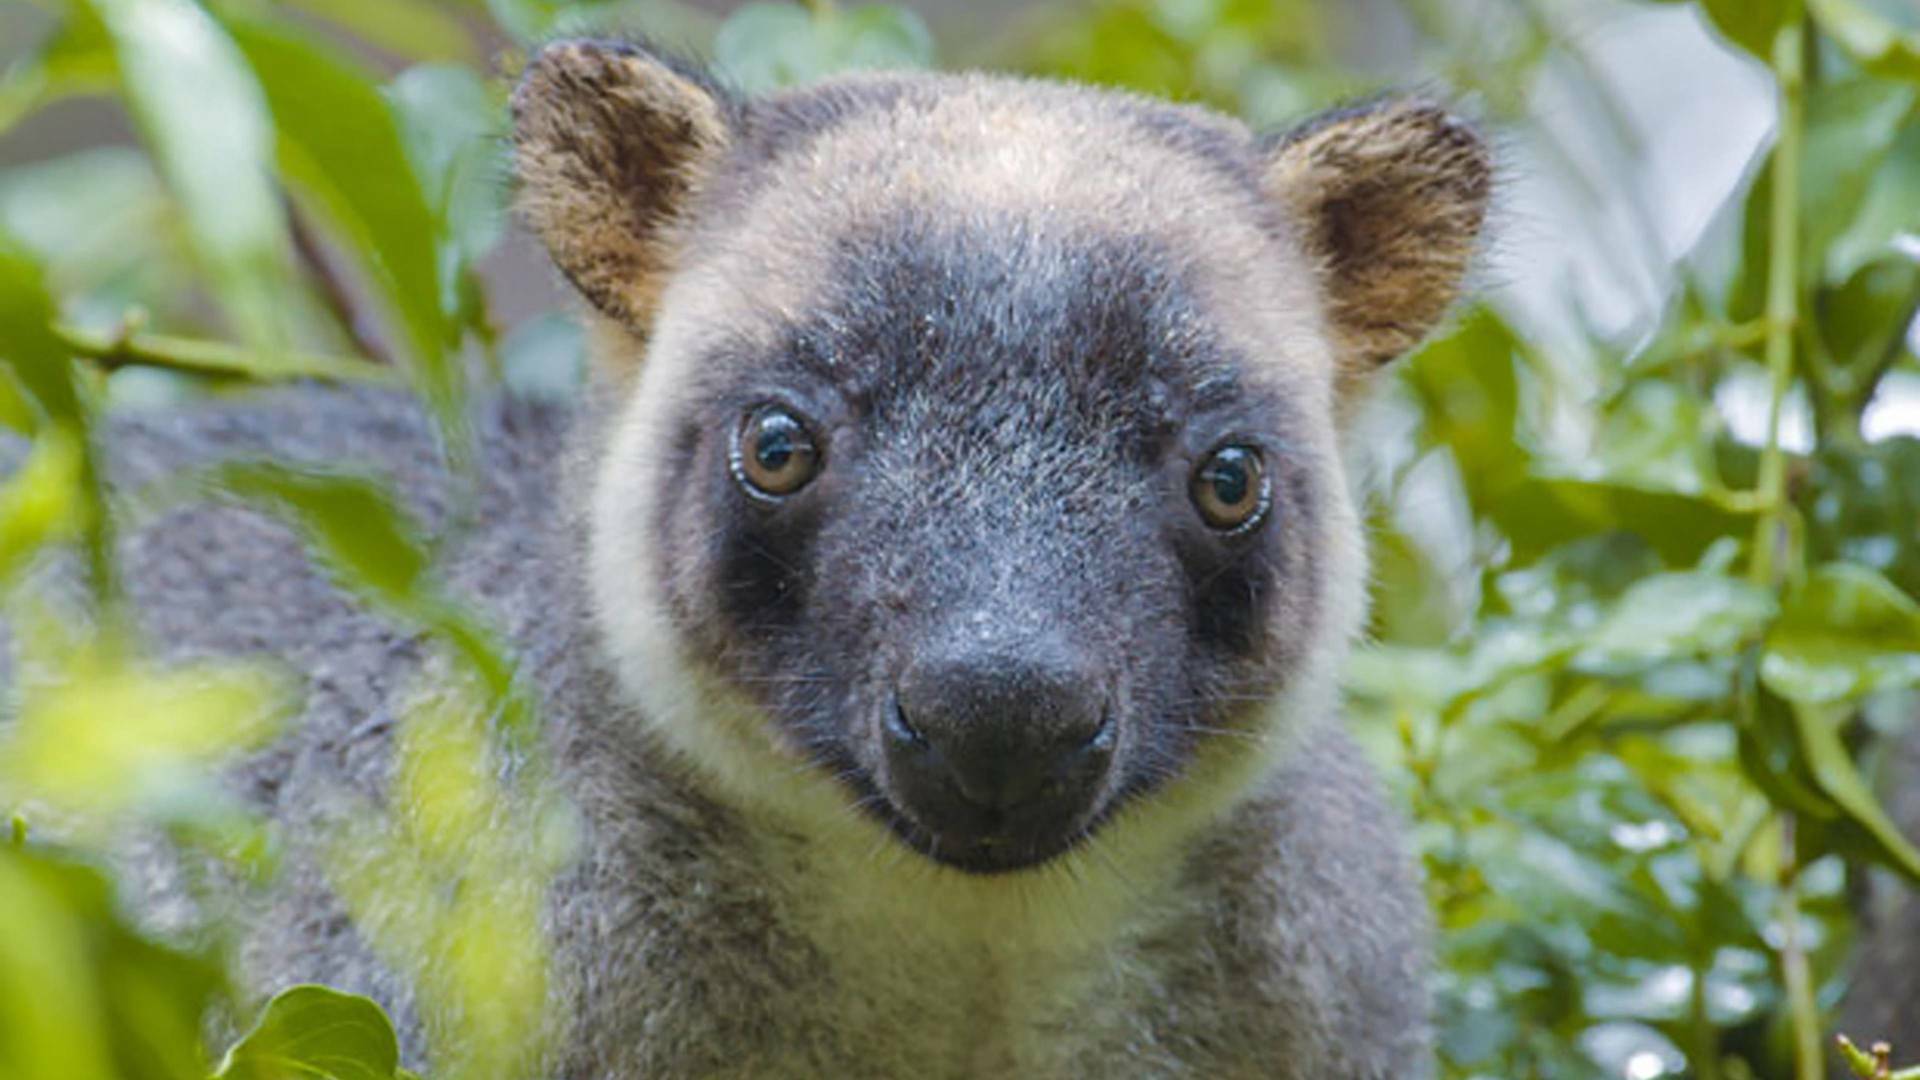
[[1698, 0, 1801, 58], [1762, 562, 1920, 703], [1810, 0, 1920, 79], [0, 425, 88, 583], [226, 23, 466, 461], [715, 3, 935, 93], [0, 846, 225, 1080], [1816, 256, 1920, 403], [277, 0, 475, 63], [1785, 697, 1920, 883], [1801, 79, 1917, 278], [1582, 572, 1776, 666], [213, 986, 404, 1080], [198, 462, 430, 606], [0, 236, 80, 422], [1493, 476, 1749, 567], [82, 0, 293, 356]]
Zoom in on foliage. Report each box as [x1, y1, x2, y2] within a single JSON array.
[[1, 0, 1919, 1078]]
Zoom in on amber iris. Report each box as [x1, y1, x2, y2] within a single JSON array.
[[1191, 445, 1268, 530], [734, 407, 821, 496]]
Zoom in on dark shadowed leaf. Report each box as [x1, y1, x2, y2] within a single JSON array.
[[1699, 0, 1801, 58], [213, 985, 403, 1080]]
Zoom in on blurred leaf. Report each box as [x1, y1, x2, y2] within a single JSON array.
[[0, 6, 116, 139], [715, 3, 934, 93], [1818, 257, 1920, 403], [1762, 562, 1920, 703], [1801, 79, 1916, 278], [1494, 476, 1748, 566], [1582, 572, 1775, 666], [1402, 309, 1523, 504], [0, 847, 223, 1080], [1780, 695, 1920, 883], [1810, 0, 1920, 80], [0, 425, 88, 582], [0, 237, 80, 421], [277, 0, 475, 63], [83, 0, 293, 355], [213, 985, 404, 1080], [0, 626, 289, 825], [499, 311, 585, 403], [1698, 0, 1801, 58], [226, 23, 465, 458], [1829, 123, 1920, 278], [197, 462, 429, 605]]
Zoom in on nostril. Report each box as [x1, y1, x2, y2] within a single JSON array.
[[885, 695, 923, 745], [1084, 710, 1116, 753]]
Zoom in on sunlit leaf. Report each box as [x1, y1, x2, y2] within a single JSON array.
[[1762, 562, 1920, 703], [0, 847, 223, 1080], [0, 424, 87, 582], [82, 0, 292, 355], [0, 631, 289, 823], [213, 985, 403, 1080]]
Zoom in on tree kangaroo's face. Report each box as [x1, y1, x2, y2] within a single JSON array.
[[513, 42, 1489, 874]]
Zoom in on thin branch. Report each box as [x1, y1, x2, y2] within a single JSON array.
[[1749, 21, 1806, 590], [286, 198, 392, 366], [58, 322, 402, 386]]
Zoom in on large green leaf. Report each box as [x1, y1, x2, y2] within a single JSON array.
[[226, 23, 465, 458], [1762, 562, 1920, 703], [82, 0, 292, 355], [213, 986, 405, 1080]]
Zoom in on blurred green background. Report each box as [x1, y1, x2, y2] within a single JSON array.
[[3, 0, 1920, 1077]]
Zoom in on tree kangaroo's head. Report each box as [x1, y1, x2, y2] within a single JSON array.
[[513, 41, 1489, 875]]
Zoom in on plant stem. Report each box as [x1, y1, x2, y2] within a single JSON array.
[[58, 324, 402, 386], [1750, 20, 1806, 590], [1780, 815, 1825, 1080]]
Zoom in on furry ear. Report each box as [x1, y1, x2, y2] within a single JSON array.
[[1262, 98, 1491, 378], [512, 40, 735, 330]]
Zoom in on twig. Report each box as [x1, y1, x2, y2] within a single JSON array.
[[58, 322, 402, 386], [286, 198, 392, 365]]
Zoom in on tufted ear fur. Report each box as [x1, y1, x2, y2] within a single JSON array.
[[1262, 98, 1491, 384], [512, 40, 735, 332]]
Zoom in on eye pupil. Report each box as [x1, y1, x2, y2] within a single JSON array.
[[756, 428, 793, 470], [1191, 445, 1268, 531], [1207, 462, 1248, 507]]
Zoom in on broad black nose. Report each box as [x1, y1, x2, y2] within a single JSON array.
[[885, 645, 1114, 822]]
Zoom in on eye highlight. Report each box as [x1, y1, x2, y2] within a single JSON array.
[[732, 406, 822, 497], [1191, 445, 1269, 531]]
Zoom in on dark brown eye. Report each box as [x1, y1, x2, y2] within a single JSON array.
[[733, 406, 821, 497], [1191, 445, 1268, 531]]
